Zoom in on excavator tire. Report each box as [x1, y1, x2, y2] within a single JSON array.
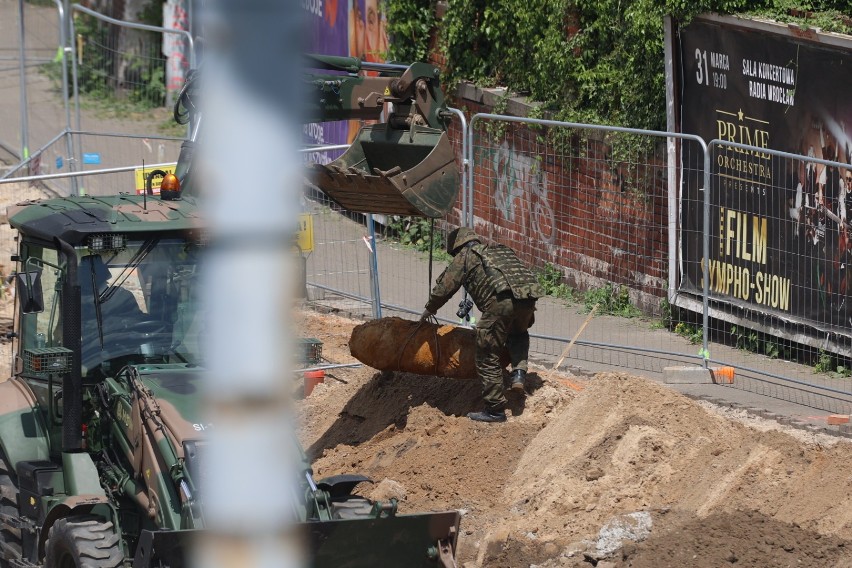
[[0, 452, 20, 567], [44, 516, 124, 568]]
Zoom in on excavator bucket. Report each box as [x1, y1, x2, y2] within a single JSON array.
[[307, 124, 459, 218], [305, 510, 460, 568]]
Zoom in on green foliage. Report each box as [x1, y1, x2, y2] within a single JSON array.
[[730, 325, 790, 359], [536, 263, 576, 300], [438, 0, 851, 130], [483, 91, 512, 140], [42, 14, 167, 113], [129, 63, 166, 107], [674, 321, 703, 344], [384, 0, 436, 61], [730, 325, 760, 352], [583, 283, 640, 317], [385, 216, 448, 257], [814, 350, 833, 373], [739, 1, 852, 34], [814, 350, 852, 377], [659, 296, 673, 328]]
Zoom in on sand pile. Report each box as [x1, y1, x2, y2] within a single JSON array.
[[297, 309, 852, 567]]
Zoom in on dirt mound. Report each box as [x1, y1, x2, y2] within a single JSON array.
[[348, 316, 508, 379], [297, 309, 852, 567]]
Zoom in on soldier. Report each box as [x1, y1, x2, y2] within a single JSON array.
[[421, 227, 543, 422]]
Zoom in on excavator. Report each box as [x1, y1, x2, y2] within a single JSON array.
[[0, 56, 461, 567]]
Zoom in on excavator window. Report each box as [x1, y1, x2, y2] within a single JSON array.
[[78, 238, 203, 378]]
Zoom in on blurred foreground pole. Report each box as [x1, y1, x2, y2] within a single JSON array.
[[196, 1, 304, 567]]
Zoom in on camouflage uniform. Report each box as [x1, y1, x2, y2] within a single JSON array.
[[425, 228, 543, 412]]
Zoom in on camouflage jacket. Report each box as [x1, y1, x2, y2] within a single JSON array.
[[425, 243, 543, 314]]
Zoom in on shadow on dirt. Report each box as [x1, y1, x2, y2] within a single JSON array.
[[307, 369, 542, 459]]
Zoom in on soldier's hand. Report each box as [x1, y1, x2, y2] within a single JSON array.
[[420, 309, 433, 322]]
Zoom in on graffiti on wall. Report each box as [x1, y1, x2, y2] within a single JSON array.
[[488, 141, 556, 244]]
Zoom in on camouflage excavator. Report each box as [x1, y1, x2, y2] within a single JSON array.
[[0, 56, 460, 567]]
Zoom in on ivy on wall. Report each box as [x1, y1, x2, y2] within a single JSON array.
[[383, 0, 852, 130], [384, 0, 437, 62]]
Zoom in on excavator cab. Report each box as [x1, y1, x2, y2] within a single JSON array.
[[304, 56, 460, 218]]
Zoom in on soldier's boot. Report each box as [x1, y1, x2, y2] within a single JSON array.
[[510, 369, 527, 393], [467, 409, 507, 423]]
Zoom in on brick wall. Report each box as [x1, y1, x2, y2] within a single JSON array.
[[447, 97, 670, 312]]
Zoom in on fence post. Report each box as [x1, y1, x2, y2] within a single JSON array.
[[701, 143, 712, 368], [446, 108, 468, 227], [67, 7, 83, 193], [17, 0, 30, 163], [55, 0, 78, 196], [367, 213, 382, 319]]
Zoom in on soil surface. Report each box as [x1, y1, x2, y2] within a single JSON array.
[[296, 308, 852, 568]]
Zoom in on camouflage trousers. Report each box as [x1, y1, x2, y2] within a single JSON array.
[[475, 294, 537, 412]]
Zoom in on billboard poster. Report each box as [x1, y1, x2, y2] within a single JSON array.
[[677, 17, 852, 331], [302, 0, 390, 158], [303, 0, 351, 162]]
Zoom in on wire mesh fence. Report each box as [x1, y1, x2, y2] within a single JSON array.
[[69, 132, 182, 196], [300, 189, 377, 317], [694, 141, 852, 413], [466, 115, 706, 372], [301, 110, 852, 414], [0, 132, 181, 198], [0, 1, 65, 164], [300, 192, 473, 327], [0, 3, 191, 199], [70, 6, 192, 113]]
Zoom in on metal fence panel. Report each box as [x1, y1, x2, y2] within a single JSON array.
[[467, 115, 704, 370], [699, 140, 852, 413], [300, 190, 377, 317], [465, 114, 852, 414], [0, 1, 65, 165]]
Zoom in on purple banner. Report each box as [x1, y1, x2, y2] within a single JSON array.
[[304, 0, 351, 156]]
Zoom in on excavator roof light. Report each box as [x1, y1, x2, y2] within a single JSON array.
[[88, 233, 127, 253], [160, 173, 181, 200]]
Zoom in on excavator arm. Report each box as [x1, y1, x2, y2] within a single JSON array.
[[171, 56, 460, 218], [304, 56, 460, 218], [304, 55, 450, 129]]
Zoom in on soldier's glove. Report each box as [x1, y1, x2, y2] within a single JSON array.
[[419, 309, 433, 322]]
